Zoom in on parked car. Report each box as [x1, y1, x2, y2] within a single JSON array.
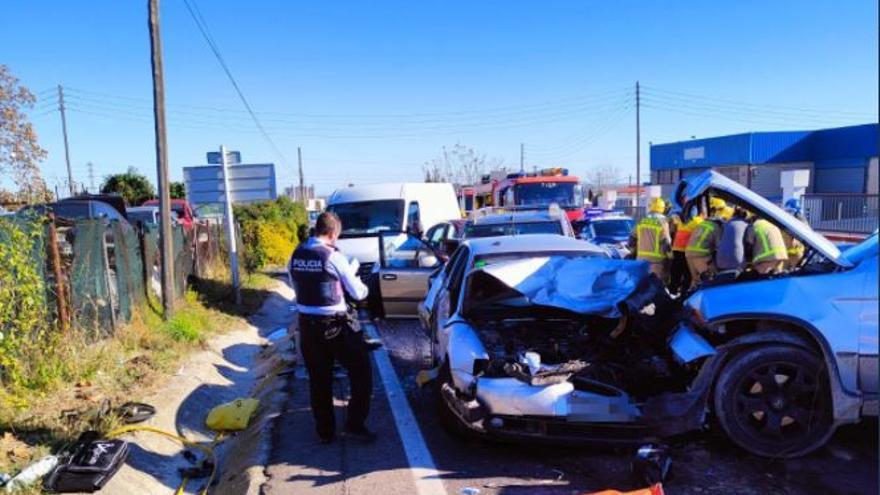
[[368, 231, 444, 318], [577, 213, 635, 258], [21, 198, 128, 225], [425, 170, 877, 459], [326, 182, 461, 278], [463, 206, 575, 239], [424, 219, 466, 261], [126, 205, 183, 229], [142, 198, 196, 232]]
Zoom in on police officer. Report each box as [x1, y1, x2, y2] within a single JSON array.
[[289, 212, 374, 444]]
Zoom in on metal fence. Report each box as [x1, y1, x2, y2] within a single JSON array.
[[802, 193, 879, 235]]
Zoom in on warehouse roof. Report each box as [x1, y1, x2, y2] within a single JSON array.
[[650, 123, 878, 171]]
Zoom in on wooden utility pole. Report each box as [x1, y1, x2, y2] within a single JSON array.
[[57, 85, 74, 197], [635, 81, 641, 212], [46, 214, 69, 335], [148, 0, 175, 318]]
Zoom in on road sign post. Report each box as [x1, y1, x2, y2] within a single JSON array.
[[220, 145, 242, 305]]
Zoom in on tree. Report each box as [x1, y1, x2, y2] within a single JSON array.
[[100, 167, 156, 206], [423, 144, 505, 185], [582, 164, 623, 203], [0, 65, 50, 204], [170, 181, 186, 199]]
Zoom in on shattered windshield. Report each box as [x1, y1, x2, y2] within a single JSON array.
[[327, 200, 404, 237]]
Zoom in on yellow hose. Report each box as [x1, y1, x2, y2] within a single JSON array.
[[107, 425, 219, 495]]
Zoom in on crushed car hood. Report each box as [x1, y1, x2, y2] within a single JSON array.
[[671, 170, 848, 267], [464, 256, 651, 318]]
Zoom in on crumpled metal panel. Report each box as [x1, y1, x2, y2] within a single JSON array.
[[474, 256, 650, 318]]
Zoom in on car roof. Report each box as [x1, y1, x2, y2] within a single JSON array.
[[328, 182, 454, 204], [590, 215, 633, 222], [127, 206, 159, 212], [462, 234, 604, 256], [472, 211, 560, 225]]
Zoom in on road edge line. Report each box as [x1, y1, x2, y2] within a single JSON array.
[[365, 321, 447, 495]]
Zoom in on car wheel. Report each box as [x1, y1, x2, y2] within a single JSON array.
[[713, 345, 833, 458], [435, 360, 469, 438]]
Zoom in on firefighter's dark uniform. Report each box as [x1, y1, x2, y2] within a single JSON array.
[[289, 237, 370, 440]]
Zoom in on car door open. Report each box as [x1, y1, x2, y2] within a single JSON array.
[[377, 231, 442, 318]]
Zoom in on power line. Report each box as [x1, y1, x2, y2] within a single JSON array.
[[181, 0, 291, 167], [641, 84, 873, 120], [640, 94, 864, 125], [63, 84, 631, 121], [62, 87, 631, 129]]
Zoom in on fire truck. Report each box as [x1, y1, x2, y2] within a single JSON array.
[[491, 168, 585, 222], [456, 185, 476, 214]]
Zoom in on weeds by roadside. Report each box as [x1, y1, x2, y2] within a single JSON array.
[[0, 273, 278, 479]]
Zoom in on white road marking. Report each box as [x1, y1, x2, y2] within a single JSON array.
[[365, 322, 448, 495]]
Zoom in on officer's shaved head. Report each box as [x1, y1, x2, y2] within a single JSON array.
[[315, 212, 342, 239]]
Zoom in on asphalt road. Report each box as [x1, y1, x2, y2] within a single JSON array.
[[265, 316, 879, 495]]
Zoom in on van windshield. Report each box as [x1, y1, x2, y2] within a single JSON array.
[[327, 200, 405, 237]]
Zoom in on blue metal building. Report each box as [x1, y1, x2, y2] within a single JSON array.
[[650, 123, 879, 200]]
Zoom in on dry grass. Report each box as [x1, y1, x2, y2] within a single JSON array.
[[0, 284, 261, 480]]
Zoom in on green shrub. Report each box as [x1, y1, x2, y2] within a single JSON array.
[[0, 215, 49, 387], [234, 197, 307, 272]]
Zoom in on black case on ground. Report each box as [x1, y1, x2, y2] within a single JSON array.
[[44, 431, 130, 493]]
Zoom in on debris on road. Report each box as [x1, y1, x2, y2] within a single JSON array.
[[632, 444, 672, 485]]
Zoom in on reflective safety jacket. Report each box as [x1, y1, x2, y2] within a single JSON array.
[[634, 213, 671, 263], [746, 219, 789, 263], [685, 218, 722, 259], [672, 216, 701, 252], [781, 228, 805, 259]]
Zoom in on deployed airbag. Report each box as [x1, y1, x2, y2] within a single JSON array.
[[471, 256, 650, 318]]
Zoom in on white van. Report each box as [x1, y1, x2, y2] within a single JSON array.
[[326, 182, 461, 269]]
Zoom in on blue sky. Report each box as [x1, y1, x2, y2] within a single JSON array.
[[3, 0, 877, 195]]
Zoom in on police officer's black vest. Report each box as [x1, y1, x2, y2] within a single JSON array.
[[289, 241, 343, 307]]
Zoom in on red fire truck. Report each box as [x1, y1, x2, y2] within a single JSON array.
[[492, 168, 585, 222]]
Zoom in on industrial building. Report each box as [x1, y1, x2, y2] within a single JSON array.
[[649, 123, 879, 200]]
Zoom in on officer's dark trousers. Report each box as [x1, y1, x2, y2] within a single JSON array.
[[299, 314, 373, 439], [670, 251, 691, 294]]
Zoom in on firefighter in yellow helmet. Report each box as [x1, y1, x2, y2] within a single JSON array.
[[628, 196, 672, 283], [745, 217, 789, 274], [684, 198, 728, 289]]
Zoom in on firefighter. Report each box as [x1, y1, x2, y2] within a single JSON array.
[[783, 199, 806, 269], [746, 217, 789, 275], [716, 206, 750, 274], [668, 210, 701, 294], [684, 198, 727, 289], [629, 197, 672, 283]]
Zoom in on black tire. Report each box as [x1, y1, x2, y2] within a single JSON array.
[[435, 360, 470, 438], [713, 345, 833, 458]]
